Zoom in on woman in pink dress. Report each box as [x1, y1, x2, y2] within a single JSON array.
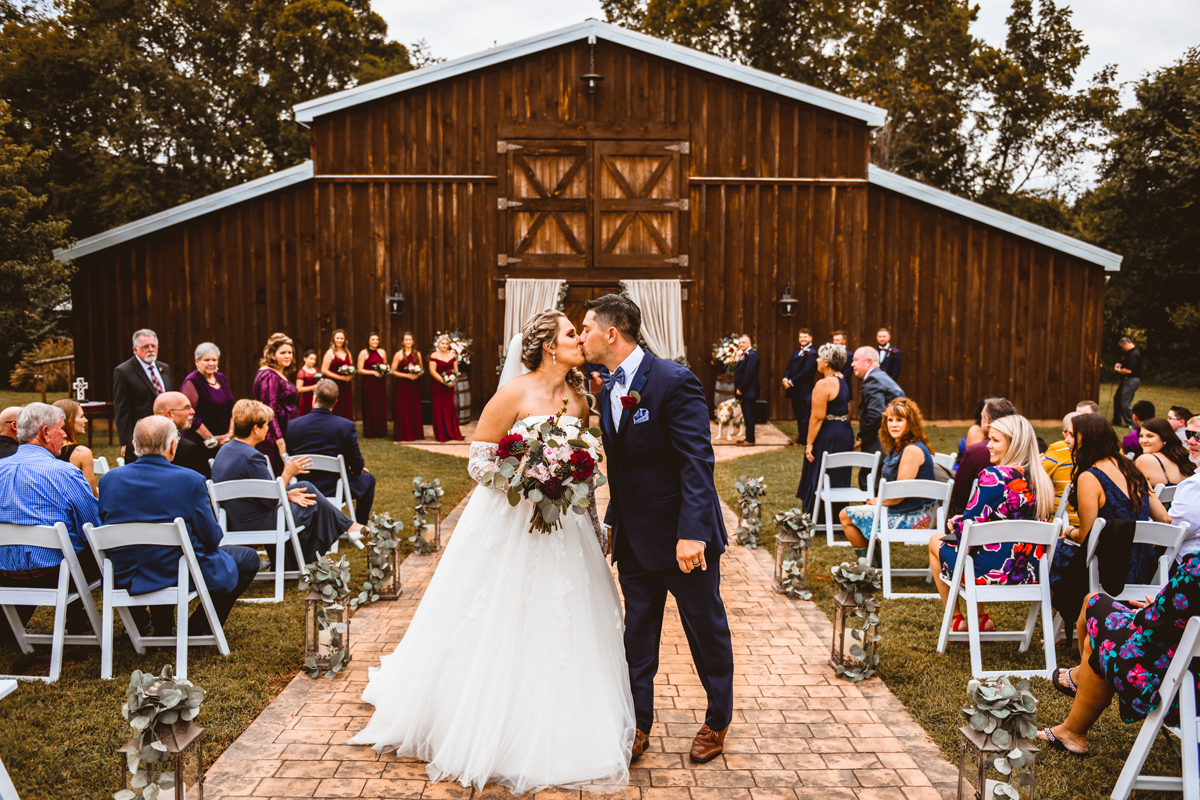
[[295, 350, 320, 415], [391, 331, 425, 442], [321, 328, 355, 422], [357, 332, 390, 438], [429, 334, 463, 442]]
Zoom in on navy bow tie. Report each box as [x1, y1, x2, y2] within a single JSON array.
[[603, 366, 626, 391]]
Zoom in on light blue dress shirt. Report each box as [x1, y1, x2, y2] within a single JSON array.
[[0, 445, 100, 571]]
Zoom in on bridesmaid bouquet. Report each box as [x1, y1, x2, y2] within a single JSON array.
[[337, 365, 357, 376], [374, 364, 391, 377], [444, 373, 458, 387], [405, 363, 423, 374], [482, 399, 607, 534]]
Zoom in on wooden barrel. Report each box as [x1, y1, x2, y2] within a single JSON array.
[[455, 375, 472, 424], [713, 374, 736, 415]]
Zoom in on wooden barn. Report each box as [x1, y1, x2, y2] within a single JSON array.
[[56, 20, 1121, 422]]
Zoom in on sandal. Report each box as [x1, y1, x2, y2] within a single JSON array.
[[952, 613, 966, 632], [1039, 727, 1090, 758], [1051, 667, 1078, 699], [978, 613, 995, 632]]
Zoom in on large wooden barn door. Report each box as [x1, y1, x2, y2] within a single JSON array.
[[499, 140, 590, 269], [594, 141, 686, 269]]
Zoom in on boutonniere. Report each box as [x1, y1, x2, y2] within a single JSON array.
[[620, 390, 641, 409]]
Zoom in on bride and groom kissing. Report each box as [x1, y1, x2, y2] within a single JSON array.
[[350, 294, 735, 795]]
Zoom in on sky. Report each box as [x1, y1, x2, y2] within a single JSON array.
[[374, 0, 1200, 105]]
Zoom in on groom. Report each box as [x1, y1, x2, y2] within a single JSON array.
[[580, 294, 735, 764]]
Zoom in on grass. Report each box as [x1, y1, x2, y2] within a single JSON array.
[[714, 425, 1189, 800], [0, 410, 473, 800]]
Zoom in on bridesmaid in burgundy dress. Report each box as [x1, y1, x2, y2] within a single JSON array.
[[357, 333, 390, 438], [252, 333, 300, 476], [321, 329, 355, 422], [429, 334, 464, 442], [391, 332, 425, 442], [296, 350, 320, 416]]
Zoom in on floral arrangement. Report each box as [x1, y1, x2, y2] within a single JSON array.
[[410, 476, 445, 551], [830, 558, 883, 682], [337, 364, 356, 376], [733, 475, 766, 548], [374, 363, 391, 377], [405, 362, 423, 375], [481, 399, 606, 534], [434, 330, 472, 366], [775, 508, 816, 599], [711, 334, 744, 376], [351, 513, 404, 610], [444, 372, 457, 387], [116, 665, 204, 800], [963, 677, 1038, 799]]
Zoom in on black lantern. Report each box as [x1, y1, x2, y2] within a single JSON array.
[[386, 282, 405, 316], [581, 73, 604, 94], [778, 283, 799, 318]]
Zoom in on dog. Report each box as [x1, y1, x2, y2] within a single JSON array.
[[715, 398, 745, 441]]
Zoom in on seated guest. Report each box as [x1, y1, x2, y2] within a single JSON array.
[[1076, 400, 1100, 415], [212, 400, 364, 569], [1050, 413, 1170, 627], [1167, 405, 1193, 444], [1134, 417, 1195, 490], [931, 415, 1053, 634], [51, 399, 99, 496], [1121, 400, 1155, 458], [839, 398, 936, 562], [285, 380, 376, 524], [124, 392, 213, 478], [949, 397, 1017, 519], [0, 403, 101, 643], [956, 397, 990, 468], [1042, 412, 1079, 527], [852, 346, 905, 490], [0, 406, 19, 459], [1039, 555, 1200, 756], [1165, 429, 1200, 568], [98, 416, 260, 636]]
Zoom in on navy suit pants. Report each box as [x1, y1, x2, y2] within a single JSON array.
[[138, 544, 261, 636], [616, 539, 734, 734], [791, 394, 810, 445], [351, 471, 376, 524], [740, 396, 756, 443]]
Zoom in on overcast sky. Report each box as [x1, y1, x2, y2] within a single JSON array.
[[374, 0, 1199, 104]]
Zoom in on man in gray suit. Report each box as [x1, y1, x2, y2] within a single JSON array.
[[852, 346, 905, 490]]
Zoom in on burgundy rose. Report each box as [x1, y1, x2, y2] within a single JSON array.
[[542, 477, 563, 499], [569, 450, 595, 481], [620, 395, 637, 408], [498, 433, 527, 461]]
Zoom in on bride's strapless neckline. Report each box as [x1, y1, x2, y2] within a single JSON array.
[[520, 414, 581, 424]]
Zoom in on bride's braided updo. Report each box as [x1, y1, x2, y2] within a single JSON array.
[[521, 309, 586, 397]]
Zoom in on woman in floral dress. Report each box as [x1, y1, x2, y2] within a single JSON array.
[[252, 333, 300, 476]]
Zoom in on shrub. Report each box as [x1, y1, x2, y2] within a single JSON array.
[[9, 336, 72, 391]]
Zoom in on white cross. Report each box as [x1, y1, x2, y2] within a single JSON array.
[[73, 377, 88, 402]]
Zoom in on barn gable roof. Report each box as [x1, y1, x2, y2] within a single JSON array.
[[868, 166, 1122, 271], [292, 20, 890, 127]]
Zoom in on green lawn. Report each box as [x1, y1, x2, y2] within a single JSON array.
[[0, 416, 473, 800]]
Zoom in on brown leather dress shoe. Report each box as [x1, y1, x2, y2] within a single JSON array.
[[736, 440, 754, 447], [689, 724, 728, 763], [630, 728, 649, 763]]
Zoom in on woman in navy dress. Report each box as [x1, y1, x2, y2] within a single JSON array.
[[429, 334, 463, 442], [252, 333, 299, 477], [357, 332, 389, 439], [391, 331, 425, 442], [321, 329, 355, 422], [796, 343, 854, 513]]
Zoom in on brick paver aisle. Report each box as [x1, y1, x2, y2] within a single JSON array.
[[203, 490, 960, 800]]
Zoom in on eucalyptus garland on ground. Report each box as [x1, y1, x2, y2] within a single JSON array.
[[733, 475, 766, 548], [115, 665, 204, 800], [964, 677, 1039, 799], [350, 513, 404, 610], [774, 507, 816, 599], [410, 476, 444, 552], [301, 554, 352, 678], [830, 558, 883, 682]]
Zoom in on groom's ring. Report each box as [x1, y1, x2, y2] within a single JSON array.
[[692, 560, 701, 566]]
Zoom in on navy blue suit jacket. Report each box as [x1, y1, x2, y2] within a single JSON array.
[[211, 440, 278, 532], [98, 455, 237, 595], [601, 352, 727, 571], [783, 347, 817, 400], [858, 368, 906, 450], [879, 344, 902, 381], [733, 349, 760, 399], [284, 408, 365, 498]]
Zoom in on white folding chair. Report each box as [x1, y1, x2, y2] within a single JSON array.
[[84, 518, 230, 680], [1086, 518, 1186, 602], [116, 457, 125, 467], [932, 452, 956, 473], [286, 453, 355, 552], [92, 456, 111, 476], [812, 451, 881, 547], [0, 679, 20, 800], [865, 478, 953, 599], [1156, 484, 1177, 505], [1111, 616, 1199, 800], [0, 523, 102, 683], [207, 478, 305, 603], [936, 518, 1062, 680], [1053, 487, 1073, 523]]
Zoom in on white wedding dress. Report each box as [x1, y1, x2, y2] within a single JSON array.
[[350, 416, 636, 795]]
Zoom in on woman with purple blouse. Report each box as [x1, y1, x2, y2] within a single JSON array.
[[252, 333, 300, 476], [180, 342, 236, 450]]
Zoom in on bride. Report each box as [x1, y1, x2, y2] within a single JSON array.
[[349, 309, 636, 794]]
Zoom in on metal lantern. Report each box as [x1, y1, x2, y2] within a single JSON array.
[[773, 527, 804, 594], [118, 720, 205, 800], [377, 538, 403, 601], [957, 725, 1037, 800], [426, 502, 442, 551], [830, 589, 877, 671], [386, 281, 406, 316], [304, 589, 351, 671], [778, 282, 799, 317]]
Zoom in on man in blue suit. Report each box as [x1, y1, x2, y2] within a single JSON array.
[[285, 380, 375, 524], [782, 329, 817, 447], [580, 294, 734, 766], [99, 416, 260, 636], [733, 333, 760, 447], [852, 346, 906, 491]]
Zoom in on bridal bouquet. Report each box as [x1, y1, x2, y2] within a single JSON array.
[[482, 399, 607, 534], [711, 334, 745, 375], [337, 365, 357, 376]]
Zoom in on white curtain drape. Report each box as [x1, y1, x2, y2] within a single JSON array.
[[623, 279, 686, 360], [504, 279, 565, 344]]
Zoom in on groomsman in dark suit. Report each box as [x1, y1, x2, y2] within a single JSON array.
[[852, 346, 905, 490], [734, 334, 760, 447], [876, 327, 902, 382], [286, 379, 377, 524], [832, 330, 854, 394], [112, 328, 173, 452], [782, 329, 816, 447]]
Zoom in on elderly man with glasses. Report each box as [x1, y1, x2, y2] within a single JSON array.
[[122, 391, 212, 479], [112, 328, 174, 454]]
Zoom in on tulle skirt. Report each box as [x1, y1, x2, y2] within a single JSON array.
[[350, 486, 636, 795]]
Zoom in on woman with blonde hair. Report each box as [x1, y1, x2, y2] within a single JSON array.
[[930, 414, 1054, 633], [428, 333, 464, 442], [321, 329, 355, 421], [252, 333, 299, 476], [52, 398, 99, 496]]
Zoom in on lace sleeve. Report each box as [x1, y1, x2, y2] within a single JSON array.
[[468, 442, 506, 491], [588, 479, 608, 554]]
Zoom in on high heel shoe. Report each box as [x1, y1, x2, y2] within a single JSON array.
[[345, 529, 367, 550]]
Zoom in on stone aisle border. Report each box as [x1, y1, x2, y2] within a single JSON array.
[[202, 488, 961, 800]]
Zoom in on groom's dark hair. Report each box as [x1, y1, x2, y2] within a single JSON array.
[[584, 294, 641, 342]]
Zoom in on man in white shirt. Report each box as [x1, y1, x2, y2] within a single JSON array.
[[112, 328, 174, 451]]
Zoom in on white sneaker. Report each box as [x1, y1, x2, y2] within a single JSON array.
[[345, 529, 366, 550]]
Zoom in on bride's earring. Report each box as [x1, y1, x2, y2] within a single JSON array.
[[552, 351, 557, 365]]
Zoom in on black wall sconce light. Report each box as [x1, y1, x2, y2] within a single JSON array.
[[386, 281, 406, 316], [778, 282, 799, 318]]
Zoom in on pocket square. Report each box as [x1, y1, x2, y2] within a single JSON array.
[[633, 408, 650, 424]]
